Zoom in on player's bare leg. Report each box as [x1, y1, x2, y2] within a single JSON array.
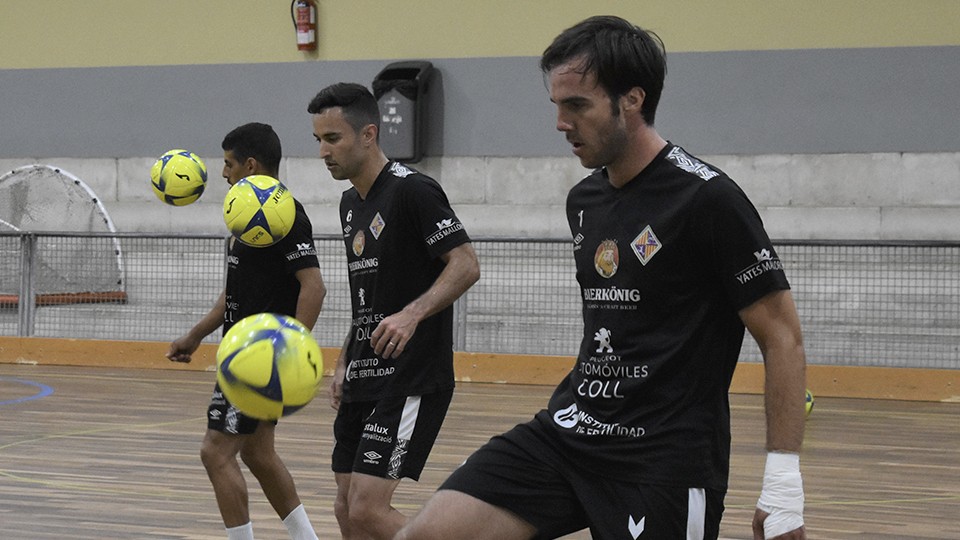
[[396, 490, 537, 540], [334, 473, 366, 539], [201, 429, 250, 527], [240, 421, 302, 519], [335, 472, 404, 540]]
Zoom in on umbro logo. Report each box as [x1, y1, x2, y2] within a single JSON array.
[[363, 451, 382, 464]]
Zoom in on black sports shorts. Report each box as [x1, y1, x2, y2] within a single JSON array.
[[439, 417, 725, 539], [332, 389, 453, 481], [206, 382, 276, 435]]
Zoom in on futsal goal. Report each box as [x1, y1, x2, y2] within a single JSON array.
[[0, 165, 126, 306]]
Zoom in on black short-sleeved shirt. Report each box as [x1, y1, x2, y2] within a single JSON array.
[[541, 144, 790, 491], [223, 199, 320, 334], [339, 162, 470, 402]]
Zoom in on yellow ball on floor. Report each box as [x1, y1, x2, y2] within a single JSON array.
[[805, 388, 815, 418]]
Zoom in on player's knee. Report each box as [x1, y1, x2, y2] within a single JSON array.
[[199, 438, 226, 471], [346, 501, 385, 533]]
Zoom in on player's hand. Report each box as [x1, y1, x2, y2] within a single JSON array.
[[753, 509, 806, 539], [329, 361, 345, 410], [370, 311, 418, 359], [166, 336, 198, 363]]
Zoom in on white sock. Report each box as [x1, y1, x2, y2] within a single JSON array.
[[283, 504, 319, 540], [225, 522, 255, 540]]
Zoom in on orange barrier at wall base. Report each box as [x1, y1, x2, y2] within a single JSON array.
[[1, 337, 957, 402]]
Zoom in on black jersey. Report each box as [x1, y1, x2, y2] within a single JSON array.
[[224, 199, 320, 334], [339, 162, 470, 402], [542, 144, 789, 490]]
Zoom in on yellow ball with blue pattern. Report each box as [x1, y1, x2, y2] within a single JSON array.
[[150, 149, 207, 206], [216, 313, 323, 420], [223, 175, 296, 247]]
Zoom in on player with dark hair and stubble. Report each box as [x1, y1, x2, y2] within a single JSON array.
[[396, 16, 807, 540], [167, 122, 327, 540], [307, 83, 480, 540]]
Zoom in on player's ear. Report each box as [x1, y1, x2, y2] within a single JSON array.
[[620, 87, 646, 115], [361, 124, 378, 147], [243, 157, 259, 174]]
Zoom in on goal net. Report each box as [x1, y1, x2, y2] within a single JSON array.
[[0, 165, 126, 306]]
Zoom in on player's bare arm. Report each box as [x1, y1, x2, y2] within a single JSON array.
[[740, 289, 807, 540], [294, 266, 326, 331], [740, 289, 806, 452], [167, 291, 226, 363], [371, 242, 480, 358]]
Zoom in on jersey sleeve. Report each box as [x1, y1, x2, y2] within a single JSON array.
[[275, 202, 320, 274], [401, 175, 471, 258], [696, 177, 790, 311]]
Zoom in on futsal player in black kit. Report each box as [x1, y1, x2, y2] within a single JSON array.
[[307, 83, 480, 540], [167, 123, 326, 540], [397, 16, 807, 540]]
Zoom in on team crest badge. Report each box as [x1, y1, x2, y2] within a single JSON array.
[[632, 225, 661, 266], [594, 240, 619, 278], [352, 230, 365, 256], [369, 212, 386, 239]]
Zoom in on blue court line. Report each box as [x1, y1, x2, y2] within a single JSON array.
[[0, 377, 54, 405]]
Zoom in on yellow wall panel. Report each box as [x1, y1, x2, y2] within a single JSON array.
[[2, 0, 959, 68]]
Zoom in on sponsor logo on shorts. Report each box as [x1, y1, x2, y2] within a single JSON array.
[[361, 422, 394, 444], [388, 439, 409, 480], [225, 407, 240, 434], [362, 451, 382, 465]]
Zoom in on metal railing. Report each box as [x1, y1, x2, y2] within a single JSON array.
[[1, 232, 958, 369]]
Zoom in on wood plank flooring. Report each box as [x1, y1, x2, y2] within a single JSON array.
[[1, 364, 958, 539]]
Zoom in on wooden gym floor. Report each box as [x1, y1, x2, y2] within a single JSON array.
[[1, 363, 958, 539]]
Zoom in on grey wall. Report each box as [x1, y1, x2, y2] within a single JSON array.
[[2, 46, 958, 159]]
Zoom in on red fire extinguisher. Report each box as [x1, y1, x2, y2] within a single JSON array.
[[291, 0, 317, 51]]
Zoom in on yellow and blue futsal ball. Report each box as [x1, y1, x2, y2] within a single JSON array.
[[150, 149, 207, 206], [216, 313, 324, 420], [805, 388, 815, 418], [223, 175, 296, 247]]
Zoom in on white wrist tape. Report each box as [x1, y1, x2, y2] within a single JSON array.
[[756, 451, 804, 539]]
